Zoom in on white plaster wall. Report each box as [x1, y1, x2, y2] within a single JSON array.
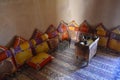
[[35, 0, 120, 29], [69, 0, 120, 29], [0, 0, 120, 46], [0, 0, 37, 46]]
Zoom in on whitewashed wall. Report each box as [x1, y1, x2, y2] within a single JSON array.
[[0, 0, 120, 46]]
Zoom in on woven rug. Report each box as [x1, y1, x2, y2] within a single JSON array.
[[7, 44, 120, 80]]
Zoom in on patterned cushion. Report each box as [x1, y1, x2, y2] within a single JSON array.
[[47, 36, 59, 50], [108, 39, 120, 52], [41, 34, 48, 41], [27, 52, 53, 70], [13, 36, 27, 48], [57, 21, 70, 41], [68, 21, 79, 40], [47, 31, 59, 39], [98, 37, 109, 48], [57, 21, 68, 33], [108, 26, 120, 52], [96, 23, 108, 36], [0, 46, 7, 53], [11, 41, 33, 68], [14, 48, 32, 65], [46, 24, 59, 39], [30, 29, 43, 39], [35, 41, 49, 54], [79, 20, 90, 33], [30, 38, 43, 46], [0, 46, 16, 79], [46, 24, 56, 34], [60, 31, 69, 41]]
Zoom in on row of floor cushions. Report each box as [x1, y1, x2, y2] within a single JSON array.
[[56, 20, 120, 53], [95, 24, 120, 52], [0, 20, 71, 79], [0, 38, 54, 79], [12, 20, 120, 57], [63, 20, 120, 53]]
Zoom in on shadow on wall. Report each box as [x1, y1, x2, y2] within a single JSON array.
[[0, 0, 59, 46], [40, 0, 71, 27], [40, 0, 58, 28], [2, 0, 120, 46], [0, 0, 38, 46], [83, 0, 120, 29], [1, 0, 69, 46]]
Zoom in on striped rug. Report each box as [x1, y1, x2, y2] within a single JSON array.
[[7, 44, 120, 80]]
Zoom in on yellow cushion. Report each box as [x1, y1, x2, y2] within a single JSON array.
[[96, 26, 106, 36], [109, 39, 120, 52], [112, 28, 120, 35], [41, 34, 48, 41], [69, 26, 75, 31], [30, 53, 50, 64], [35, 42, 49, 53], [20, 41, 30, 50], [15, 49, 33, 65], [98, 37, 108, 47], [30, 39, 37, 46]]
